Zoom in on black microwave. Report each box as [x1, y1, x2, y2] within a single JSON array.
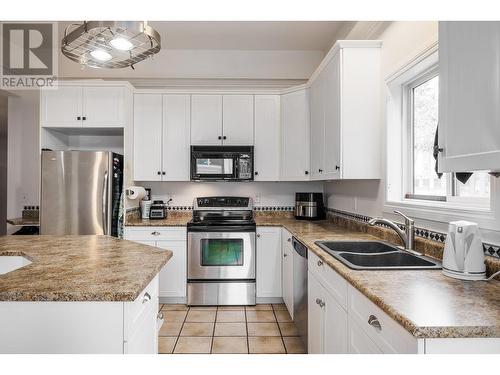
[[190, 146, 254, 181]]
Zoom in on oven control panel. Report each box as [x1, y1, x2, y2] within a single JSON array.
[[196, 196, 250, 208]]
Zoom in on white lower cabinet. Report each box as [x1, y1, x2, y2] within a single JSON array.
[[308, 270, 348, 354], [281, 228, 294, 317], [347, 316, 382, 354], [0, 276, 160, 354], [124, 227, 187, 302], [256, 227, 282, 299]]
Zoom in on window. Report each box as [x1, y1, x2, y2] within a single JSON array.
[[405, 69, 491, 207]]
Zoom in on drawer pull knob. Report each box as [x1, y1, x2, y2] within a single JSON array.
[[368, 315, 382, 331], [317, 260, 323, 266], [142, 292, 152, 304], [316, 298, 325, 307], [283, 253, 288, 258], [256, 234, 261, 238], [151, 231, 160, 236], [287, 238, 291, 242], [157, 312, 164, 320]]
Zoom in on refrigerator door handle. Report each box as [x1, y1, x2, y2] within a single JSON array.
[[102, 171, 109, 235]]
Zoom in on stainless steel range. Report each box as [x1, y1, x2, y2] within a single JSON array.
[[187, 196, 256, 306]]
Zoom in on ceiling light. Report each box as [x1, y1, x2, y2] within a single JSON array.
[[110, 37, 133, 51], [62, 21, 161, 69], [90, 49, 112, 61]]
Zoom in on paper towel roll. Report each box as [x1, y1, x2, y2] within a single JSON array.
[[126, 186, 147, 200]]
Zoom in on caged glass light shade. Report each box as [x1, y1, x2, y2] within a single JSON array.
[[61, 21, 161, 69]]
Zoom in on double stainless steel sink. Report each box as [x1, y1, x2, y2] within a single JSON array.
[[314, 240, 441, 270]]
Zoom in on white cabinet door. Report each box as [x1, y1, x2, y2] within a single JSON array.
[[82, 86, 124, 128], [282, 243, 294, 316], [125, 303, 158, 354], [439, 21, 500, 172], [133, 94, 162, 181], [281, 89, 310, 180], [254, 95, 281, 181], [256, 227, 282, 298], [307, 271, 324, 354], [162, 95, 191, 181], [323, 287, 348, 353], [309, 73, 325, 180], [156, 240, 187, 299], [222, 95, 254, 145], [40, 86, 82, 128], [322, 52, 342, 179], [191, 95, 223, 145]]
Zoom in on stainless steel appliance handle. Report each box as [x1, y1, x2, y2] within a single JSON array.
[[102, 171, 109, 235]]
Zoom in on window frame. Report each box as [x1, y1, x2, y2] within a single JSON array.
[[384, 44, 499, 232]]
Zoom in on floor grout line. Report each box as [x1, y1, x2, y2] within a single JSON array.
[[272, 305, 288, 354]]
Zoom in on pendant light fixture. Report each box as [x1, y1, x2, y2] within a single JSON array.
[[61, 21, 161, 69]]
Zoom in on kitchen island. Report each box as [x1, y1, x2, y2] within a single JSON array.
[[0, 235, 172, 353]]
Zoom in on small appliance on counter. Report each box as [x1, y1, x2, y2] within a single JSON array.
[[150, 200, 167, 220], [295, 192, 325, 220], [442, 220, 486, 280]]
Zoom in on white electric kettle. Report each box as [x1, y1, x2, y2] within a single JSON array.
[[442, 221, 486, 280]]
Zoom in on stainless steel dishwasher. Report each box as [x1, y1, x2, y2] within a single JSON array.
[[292, 236, 308, 347]]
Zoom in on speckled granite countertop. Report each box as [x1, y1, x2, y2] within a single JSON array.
[[257, 216, 500, 339], [0, 235, 172, 302], [124, 212, 500, 338], [125, 211, 191, 226]]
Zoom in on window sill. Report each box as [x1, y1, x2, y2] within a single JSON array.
[[384, 199, 499, 231]]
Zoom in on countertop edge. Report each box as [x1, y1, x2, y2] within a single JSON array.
[[124, 221, 500, 339]]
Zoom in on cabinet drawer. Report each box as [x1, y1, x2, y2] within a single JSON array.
[[308, 251, 347, 310], [348, 285, 417, 353], [125, 275, 159, 337], [124, 227, 186, 241]]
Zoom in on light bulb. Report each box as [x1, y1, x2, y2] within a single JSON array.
[[110, 37, 133, 51], [90, 49, 112, 61]]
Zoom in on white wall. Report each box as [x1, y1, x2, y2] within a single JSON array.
[[7, 91, 40, 233], [139, 181, 323, 207], [324, 21, 500, 245]]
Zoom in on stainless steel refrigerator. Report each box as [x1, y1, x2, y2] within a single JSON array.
[[40, 150, 123, 236]]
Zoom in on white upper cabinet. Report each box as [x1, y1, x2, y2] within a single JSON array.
[[191, 95, 223, 145], [133, 94, 191, 182], [162, 95, 191, 181], [133, 94, 162, 181], [40, 86, 83, 128], [191, 94, 254, 146], [222, 95, 254, 145], [254, 95, 281, 181], [280, 88, 310, 180], [41, 85, 126, 128], [438, 21, 500, 172], [308, 41, 381, 180], [82, 86, 125, 128]]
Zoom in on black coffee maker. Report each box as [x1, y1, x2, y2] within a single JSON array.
[[294, 192, 325, 220]]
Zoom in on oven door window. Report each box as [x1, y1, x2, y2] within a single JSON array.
[[196, 158, 233, 175], [200, 239, 244, 266]]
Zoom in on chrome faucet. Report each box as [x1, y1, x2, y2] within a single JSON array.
[[368, 211, 418, 255]]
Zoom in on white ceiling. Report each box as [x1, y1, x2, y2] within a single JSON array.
[[58, 21, 345, 51]]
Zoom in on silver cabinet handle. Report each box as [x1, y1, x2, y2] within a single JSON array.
[[368, 315, 382, 331], [151, 231, 160, 236], [142, 292, 151, 304], [287, 238, 291, 242], [256, 234, 261, 238], [316, 298, 325, 308], [317, 260, 323, 266], [157, 312, 163, 320], [283, 253, 288, 258]]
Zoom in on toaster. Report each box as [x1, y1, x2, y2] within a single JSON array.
[[149, 200, 167, 220]]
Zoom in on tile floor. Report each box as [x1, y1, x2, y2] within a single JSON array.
[[158, 303, 307, 354]]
